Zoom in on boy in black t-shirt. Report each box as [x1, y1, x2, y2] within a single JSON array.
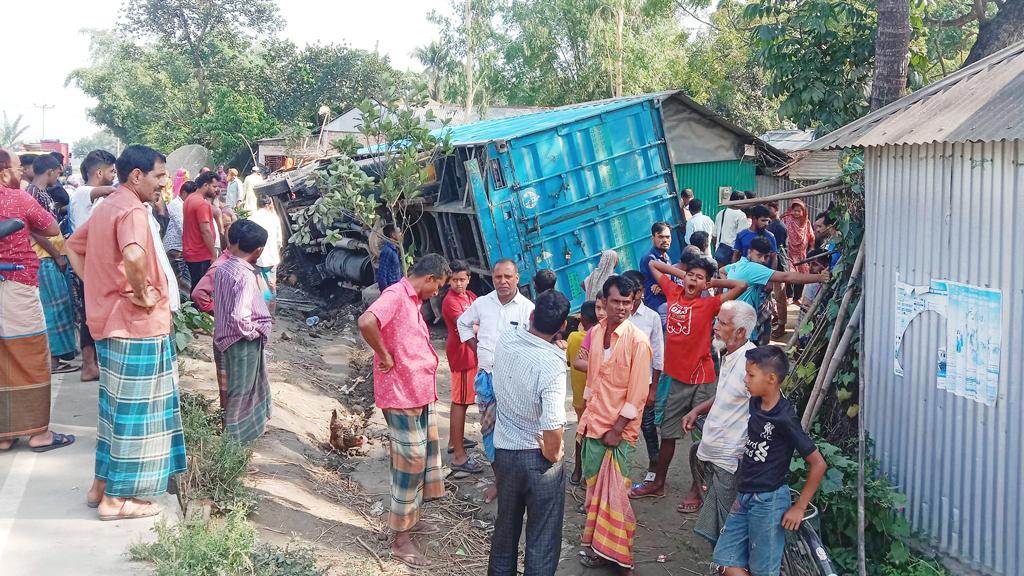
[[713, 345, 827, 576]]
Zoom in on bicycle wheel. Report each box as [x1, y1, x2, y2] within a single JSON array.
[[781, 523, 839, 576]]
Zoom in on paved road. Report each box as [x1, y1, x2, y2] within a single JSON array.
[[0, 371, 175, 575]]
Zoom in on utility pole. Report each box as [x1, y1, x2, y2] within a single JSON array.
[[464, 0, 475, 119], [615, 0, 624, 98], [33, 103, 55, 140]]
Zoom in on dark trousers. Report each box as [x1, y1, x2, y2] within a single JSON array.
[[186, 260, 211, 293], [488, 449, 565, 576], [641, 404, 659, 465]]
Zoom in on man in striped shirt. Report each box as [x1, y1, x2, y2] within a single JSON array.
[[488, 290, 571, 576], [213, 219, 273, 443]]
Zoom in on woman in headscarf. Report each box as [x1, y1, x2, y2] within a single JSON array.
[[171, 168, 189, 199], [582, 249, 619, 301], [781, 199, 815, 303]]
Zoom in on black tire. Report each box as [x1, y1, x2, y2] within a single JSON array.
[[781, 523, 839, 576]]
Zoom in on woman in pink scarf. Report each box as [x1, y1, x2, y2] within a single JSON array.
[[782, 199, 815, 302], [171, 168, 189, 198]]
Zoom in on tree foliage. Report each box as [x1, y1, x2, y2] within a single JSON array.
[[71, 130, 119, 159], [1, 112, 30, 149]]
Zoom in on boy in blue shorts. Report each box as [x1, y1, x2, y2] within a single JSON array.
[[714, 345, 826, 576]]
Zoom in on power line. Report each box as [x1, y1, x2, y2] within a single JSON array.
[[33, 103, 55, 140]]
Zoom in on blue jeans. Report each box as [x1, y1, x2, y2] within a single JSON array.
[[713, 484, 791, 576], [488, 449, 565, 575]]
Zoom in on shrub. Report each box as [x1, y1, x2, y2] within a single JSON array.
[[130, 508, 257, 576], [178, 391, 256, 513], [253, 542, 326, 576], [173, 301, 214, 353]]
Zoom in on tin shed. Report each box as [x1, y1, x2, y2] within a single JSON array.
[[810, 41, 1024, 575]]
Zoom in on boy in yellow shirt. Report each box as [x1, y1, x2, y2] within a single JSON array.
[[567, 300, 599, 485]]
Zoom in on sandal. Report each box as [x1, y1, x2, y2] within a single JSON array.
[[578, 551, 612, 568], [628, 482, 665, 499], [391, 551, 432, 568], [0, 438, 19, 451], [677, 498, 703, 513], [450, 457, 484, 474], [569, 469, 582, 486], [98, 498, 162, 521], [30, 432, 75, 453], [51, 361, 80, 374]]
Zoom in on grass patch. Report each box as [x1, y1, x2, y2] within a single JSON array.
[[179, 391, 256, 513], [130, 510, 326, 576]]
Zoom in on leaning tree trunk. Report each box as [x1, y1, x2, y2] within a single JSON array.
[[964, 0, 1024, 66], [871, 0, 912, 110]]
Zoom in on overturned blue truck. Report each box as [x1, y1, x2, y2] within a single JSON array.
[[259, 91, 790, 310]]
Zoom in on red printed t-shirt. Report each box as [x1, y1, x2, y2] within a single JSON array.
[[0, 186, 55, 286], [442, 288, 477, 371], [367, 277, 439, 410], [182, 193, 214, 262], [659, 274, 720, 384]]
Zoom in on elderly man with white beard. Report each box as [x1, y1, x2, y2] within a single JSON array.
[[681, 299, 759, 545]]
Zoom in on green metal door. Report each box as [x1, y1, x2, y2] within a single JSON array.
[[674, 161, 756, 219]]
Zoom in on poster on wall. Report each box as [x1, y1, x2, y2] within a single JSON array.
[[945, 282, 1001, 406], [893, 277, 1001, 406]]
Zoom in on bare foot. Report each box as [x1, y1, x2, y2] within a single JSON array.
[[483, 484, 498, 504], [0, 438, 16, 450], [26, 431, 54, 449], [80, 369, 100, 382], [392, 533, 431, 567]]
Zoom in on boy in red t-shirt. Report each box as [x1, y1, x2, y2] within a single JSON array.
[[442, 260, 483, 473], [630, 255, 746, 508]]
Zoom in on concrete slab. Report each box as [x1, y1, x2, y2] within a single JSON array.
[[0, 371, 177, 576]]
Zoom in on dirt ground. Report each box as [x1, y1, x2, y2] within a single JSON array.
[[175, 285, 768, 575]]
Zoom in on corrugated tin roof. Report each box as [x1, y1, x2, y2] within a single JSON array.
[[760, 128, 816, 151], [810, 40, 1024, 149]]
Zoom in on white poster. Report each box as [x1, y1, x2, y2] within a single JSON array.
[[945, 282, 1001, 406]]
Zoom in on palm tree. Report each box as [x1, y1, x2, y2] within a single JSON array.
[[1, 112, 30, 148], [413, 41, 457, 102]]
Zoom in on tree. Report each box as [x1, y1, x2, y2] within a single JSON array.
[[961, 0, 1024, 64], [429, 0, 505, 117], [122, 0, 280, 110], [1, 112, 30, 148], [198, 88, 280, 163], [413, 41, 460, 102], [72, 130, 120, 158], [871, 0, 912, 110], [290, 81, 453, 271]]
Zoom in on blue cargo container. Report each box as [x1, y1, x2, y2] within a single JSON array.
[[422, 96, 684, 309]]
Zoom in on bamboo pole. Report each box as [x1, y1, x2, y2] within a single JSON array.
[[804, 297, 863, 428], [801, 241, 865, 431], [786, 279, 832, 351], [722, 177, 845, 208], [857, 313, 868, 576]]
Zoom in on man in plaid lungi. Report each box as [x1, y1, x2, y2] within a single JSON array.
[[358, 253, 450, 569], [67, 145, 186, 522]]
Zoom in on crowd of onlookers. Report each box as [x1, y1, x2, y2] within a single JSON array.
[[0, 145, 282, 521], [361, 187, 840, 574]]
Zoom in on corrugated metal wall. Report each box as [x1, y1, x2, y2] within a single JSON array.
[[675, 160, 756, 216], [863, 140, 1024, 575]]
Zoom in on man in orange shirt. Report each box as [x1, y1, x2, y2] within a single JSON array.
[[576, 275, 652, 575], [67, 145, 186, 522]]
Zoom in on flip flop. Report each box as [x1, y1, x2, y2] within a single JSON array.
[[628, 482, 665, 499], [0, 438, 19, 452], [391, 551, 432, 569], [578, 551, 613, 568], [87, 499, 100, 509], [30, 432, 75, 453], [569, 471, 582, 486], [51, 361, 80, 374], [449, 458, 484, 474], [98, 499, 162, 522], [445, 438, 479, 454], [677, 498, 703, 513]]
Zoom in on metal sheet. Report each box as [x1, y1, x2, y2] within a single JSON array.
[[465, 99, 683, 308], [811, 41, 1024, 150], [862, 140, 1024, 575], [675, 161, 756, 218]]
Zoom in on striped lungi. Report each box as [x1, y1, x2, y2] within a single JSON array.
[[37, 258, 77, 358], [95, 335, 187, 498], [382, 404, 444, 532], [581, 437, 637, 569], [222, 338, 272, 443], [0, 281, 51, 439]]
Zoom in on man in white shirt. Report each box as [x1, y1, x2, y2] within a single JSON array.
[[68, 150, 117, 232], [457, 259, 535, 502], [685, 198, 715, 257], [713, 191, 750, 268], [622, 270, 664, 484], [241, 166, 263, 215], [225, 168, 242, 207], [250, 194, 283, 311], [488, 290, 570, 575], [683, 300, 758, 544]]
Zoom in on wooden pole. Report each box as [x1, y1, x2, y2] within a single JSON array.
[[786, 280, 831, 351], [721, 177, 845, 208], [857, 305, 868, 576], [804, 297, 863, 427], [801, 241, 865, 431]]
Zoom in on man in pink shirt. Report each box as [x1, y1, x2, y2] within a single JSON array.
[[358, 253, 451, 569]]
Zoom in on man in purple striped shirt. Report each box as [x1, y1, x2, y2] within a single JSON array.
[[213, 219, 273, 443]]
